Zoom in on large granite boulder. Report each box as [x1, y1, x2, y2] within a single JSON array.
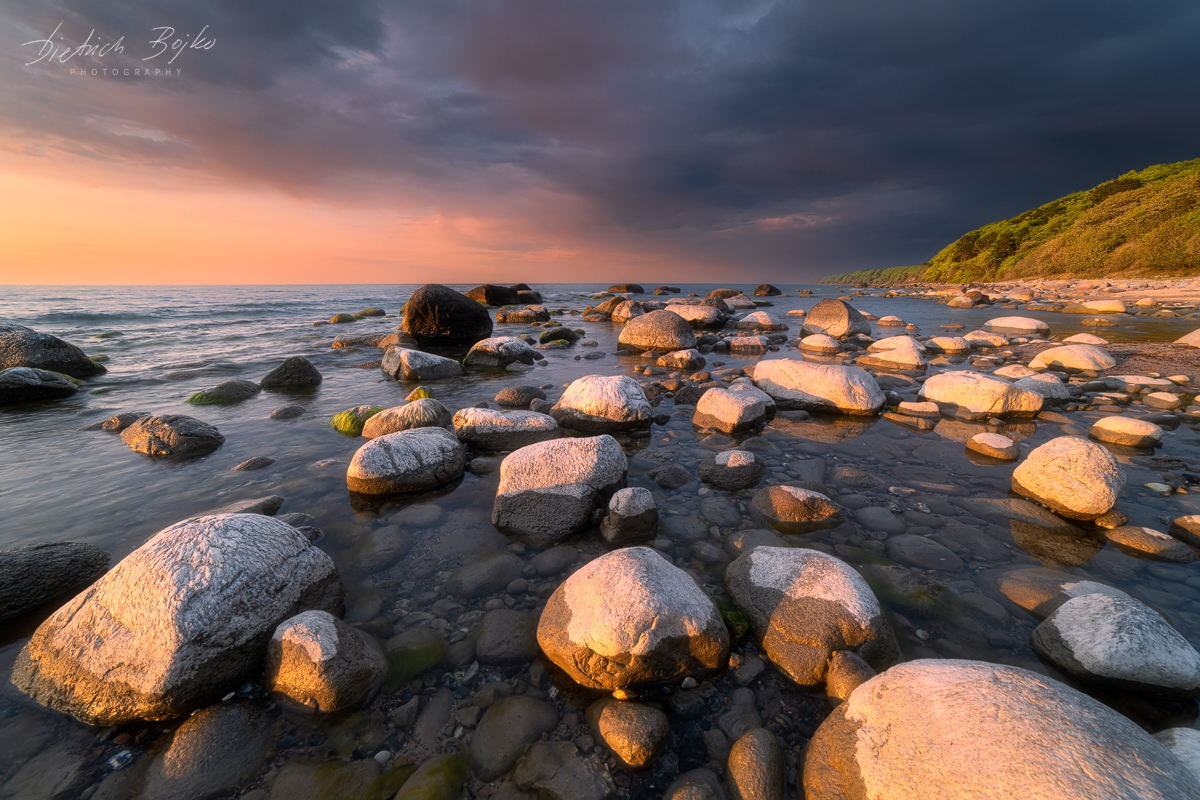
[[121, 415, 225, 459], [800, 299, 871, 339], [380, 347, 463, 381], [0, 323, 103, 378], [401, 284, 493, 346], [550, 374, 652, 432], [492, 435, 627, 541], [361, 399, 453, 438], [692, 387, 770, 434], [346, 427, 465, 494], [463, 336, 537, 368], [726, 547, 897, 685], [259, 356, 322, 389], [264, 610, 385, 712], [1089, 416, 1163, 448], [452, 408, 558, 450], [804, 660, 1199, 800], [0, 367, 78, 404], [537, 547, 729, 690], [1029, 344, 1116, 373], [1031, 593, 1200, 697], [919, 371, 1043, 420], [670, 304, 727, 329], [1011, 437, 1125, 520], [466, 284, 521, 306], [10, 514, 344, 725], [0, 542, 110, 624], [617, 310, 697, 352], [749, 360, 883, 415]]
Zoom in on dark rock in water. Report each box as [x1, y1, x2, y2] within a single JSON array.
[[0, 367, 78, 404], [141, 700, 271, 800], [233, 456, 275, 471], [665, 769, 728, 800], [268, 756, 416, 800], [187, 378, 260, 405], [475, 609, 539, 665], [355, 307, 386, 317], [212, 495, 284, 515], [753, 284, 783, 296], [443, 550, 523, 598], [495, 385, 547, 408], [402, 283, 494, 346], [269, 405, 305, 420], [517, 290, 543, 304], [260, 356, 323, 389], [750, 485, 844, 534], [122, 414, 225, 458], [673, 383, 711, 406], [801, 299, 871, 339], [0, 740, 99, 800], [608, 283, 645, 294], [510, 283, 532, 291], [100, 411, 151, 432], [601, 487, 658, 543], [0, 542, 110, 624], [654, 286, 682, 294], [649, 463, 694, 490], [0, 323, 104, 378], [467, 284, 522, 306], [540, 326, 579, 344], [470, 696, 560, 779], [706, 289, 743, 300]]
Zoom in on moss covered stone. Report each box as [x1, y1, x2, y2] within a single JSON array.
[[330, 405, 385, 436]]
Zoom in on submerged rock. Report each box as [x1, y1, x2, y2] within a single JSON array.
[[401, 283, 493, 346], [0, 542, 110, 625], [698, 450, 767, 491], [141, 700, 271, 800], [10, 514, 344, 725], [750, 486, 845, 534], [259, 356, 322, 389], [466, 284, 521, 306], [0, 367, 78, 404], [264, 610, 385, 712], [330, 405, 384, 436], [121, 414, 225, 458], [551, 375, 652, 432], [587, 697, 669, 768], [346, 427, 465, 494], [0, 323, 104, 378], [1011, 437, 1125, 520], [470, 696, 559, 780], [537, 547, 729, 690]]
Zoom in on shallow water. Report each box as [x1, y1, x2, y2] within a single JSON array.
[[2, 283, 1199, 797]]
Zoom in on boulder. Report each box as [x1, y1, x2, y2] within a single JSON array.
[[140, 700, 271, 800], [401, 284, 493, 346], [0, 542, 110, 624], [380, 347, 463, 381], [10, 514, 344, 725], [608, 284, 645, 294], [187, 378, 260, 405], [600, 487, 658, 543], [750, 486, 844, 534], [464, 336, 537, 368], [995, 567, 1128, 620], [1089, 416, 1163, 448], [1176, 329, 1200, 347], [725, 547, 897, 686], [346, 427, 465, 494], [729, 336, 768, 355], [693, 387, 769, 434], [1031, 593, 1200, 697], [966, 432, 1019, 460], [925, 336, 971, 356], [800, 299, 871, 339], [495, 385, 547, 408], [736, 311, 786, 331], [452, 408, 558, 450], [669, 304, 727, 329], [259, 356, 322, 389], [617, 310, 697, 353], [726, 728, 784, 800], [658, 349, 706, 371], [1104, 525, 1197, 563], [0, 323, 103, 378], [466, 284, 521, 306], [1011, 437, 1125, 520], [1064, 333, 1109, 344], [803, 660, 1200, 800], [362, 399, 453, 438], [1029, 344, 1116, 373], [540, 325, 579, 344], [855, 339, 926, 371], [121, 414, 225, 458], [612, 300, 646, 323], [698, 450, 767, 491], [1013, 372, 1070, 401], [330, 405, 384, 436], [496, 305, 551, 323], [981, 316, 1049, 335], [749, 359, 884, 415], [754, 284, 782, 296], [492, 435, 627, 541], [919, 371, 1042, 420], [587, 697, 669, 769], [550, 375, 652, 432], [264, 610, 385, 712], [0, 367, 78, 404], [799, 334, 840, 355], [963, 330, 1008, 347], [537, 547, 729, 690], [1154, 729, 1200, 784]]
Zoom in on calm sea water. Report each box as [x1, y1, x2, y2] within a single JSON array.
[[1, 283, 1198, 795]]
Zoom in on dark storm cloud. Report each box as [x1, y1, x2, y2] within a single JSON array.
[[5, 0, 1200, 276]]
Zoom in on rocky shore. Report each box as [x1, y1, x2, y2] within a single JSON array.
[[4, 281, 1200, 799]]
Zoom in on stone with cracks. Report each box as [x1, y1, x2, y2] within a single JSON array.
[[346, 427, 465, 494], [749, 359, 884, 415], [1011, 436, 1125, 520], [550, 374, 652, 432], [121, 414, 225, 459], [617, 310, 697, 352], [453, 408, 559, 450]]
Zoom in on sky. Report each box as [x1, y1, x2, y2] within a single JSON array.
[[2, 0, 1199, 285]]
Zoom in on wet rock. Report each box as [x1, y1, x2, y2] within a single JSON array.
[[725, 547, 897, 685], [0, 323, 103, 378], [856, 338, 927, 371], [996, 569, 1125, 622], [610, 284, 645, 293], [259, 356, 322, 389], [649, 463, 696, 490], [213, 495, 284, 515], [492, 435, 627, 541], [658, 349, 706, 371], [885, 534, 963, 572], [540, 326, 579, 344], [380, 347, 464, 381], [465, 336, 537, 368], [356, 525, 412, 573], [0, 740, 97, 800], [537, 547, 729, 690], [0, 542, 110, 624], [362, 399, 453, 438], [926, 336, 971, 356], [1104, 526, 1198, 563], [330, 405, 384, 436], [394, 752, 468, 800], [854, 506, 904, 534], [670, 304, 727, 329], [617, 310, 697, 352], [736, 311, 786, 332], [0, 367, 79, 404], [919, 371, 1042, 420], [966, 432, 1019, 459], [665, 769, 729, 800], [600, 487, 658, 543], [1031, 593, 1200, 697], [1011, 437, 1125, 520], [467, 284, 522, 306], [981, 316, 1049, 336], [1153, 729, 1200, 784], [750, 485, 844, 534], [382, 627, 447, 690], [187, 378, 260, 405], [346, 427, 465, 494], [1013, 373, 1070, 402], [121, 414, 225, 458], [268, 756, 414, 800], [471, 696, 560, 779], [726, 728, 784, 800], [233, 456, 275, 471], [402, 284, 493, 347], [498, 305, 551, 323], [749, 359, 884, 415], [476, 609, 539, 665], [799, 334, 841, 355], [269, 405, 305, 420], [1029, 344, 1117, 373], [141, 700, 270, 800], [803, 660, 1199, 800], [693, 387, 770, 434], [698, 450, 767, 491], [264, 610, 385, 712], [11, 514, 343, 724], [800, 299, 871, 339], [754, 284, 782, 296], [444, 550, 523, 598], [496, 385, 547, 408], [586, 697, 669, 768], [551, 375, 652, 432], [453, 408, 558, 451]]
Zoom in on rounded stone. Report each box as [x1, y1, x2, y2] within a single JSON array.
[[617, 310, 697, 353], [469, 696, 559, 780], [380, 347, 464, 381], [259, 356, 322, 389], [475, 609, 538, 665], [0, 542, 111, 625], [698, 450, 768, 491], [1011, 437, 1126, 520], [264, 610, 385, 712], [800, 299, 871, 339], [464, 336, 537, 368], [919, 371, 1042, 420], [121, 414, 225, 459], [346, 427, 465, 494], [401, 283, 493, 346], [600, 487, 659, 543], [0, 367, 78, 404], [749, 359, 884, 415], [966, 432, 1019, 460], [452, 408, 558, 451], [495, 385, 546, 408], [586, 697, 670, 768], [550, 375, 652, 432], [750, 486, 845, 534], [1029, 344, 1116, 373], [693, 387, 770, 434], [726, 728, 784, 800], [362, 399, 453, 438], [0, 323, 103, 378], [981, 316, 1049, 335]]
